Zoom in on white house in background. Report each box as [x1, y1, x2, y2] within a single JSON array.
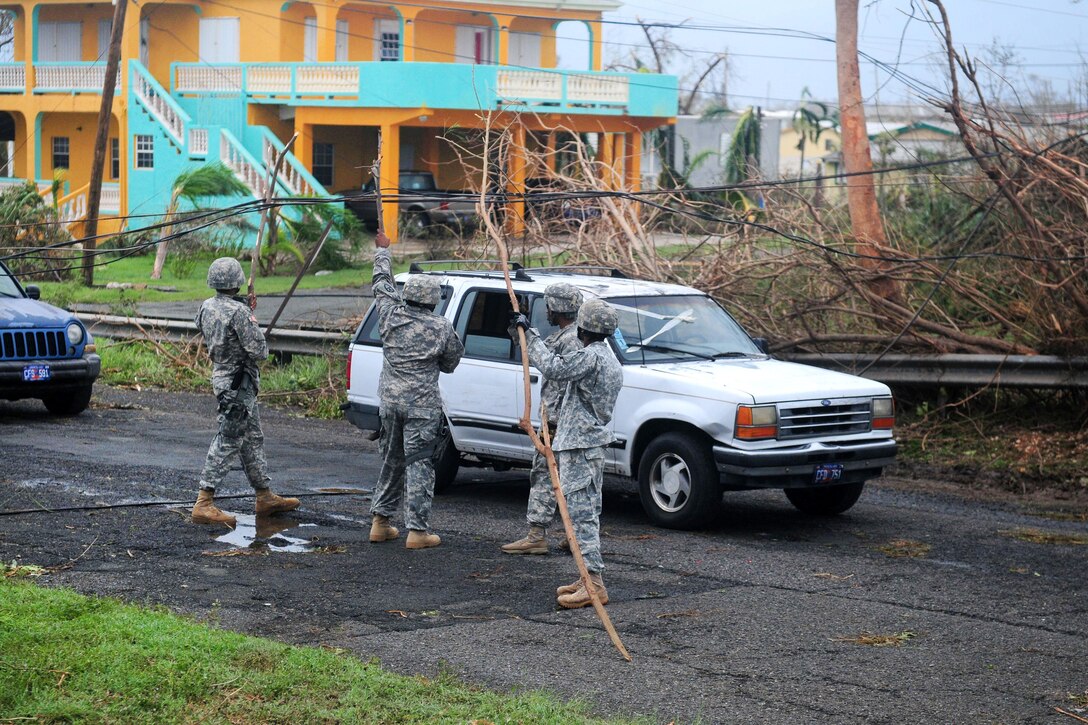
[[640, 114, 784, 188]]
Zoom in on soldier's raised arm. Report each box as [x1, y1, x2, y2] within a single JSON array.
[[526, 333, 595, 382], [439, 325, 464, 374]]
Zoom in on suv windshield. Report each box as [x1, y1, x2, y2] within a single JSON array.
[[0, 264, 22, 298], [607, 294, 762, 363]]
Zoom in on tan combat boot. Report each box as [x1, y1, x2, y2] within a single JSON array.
[[369, 515, 400, 543], [557, 572, 608, 609], [255, 489, 301, 516], [405, 530, 441, 549], [501, 526, 548, 555], [191, 490, 237, 527], [556, 578, 582, 597]]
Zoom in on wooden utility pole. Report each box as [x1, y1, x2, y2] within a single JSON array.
[[82, 0, 129, 286], [834, 0, 900, 302]]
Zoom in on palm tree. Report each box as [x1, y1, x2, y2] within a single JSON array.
[[792, 87, 835, 179], [151, 162, 249, 280]]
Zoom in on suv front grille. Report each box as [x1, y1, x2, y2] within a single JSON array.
[[0, 329, 72, 361], [779, 401, 871, 439]]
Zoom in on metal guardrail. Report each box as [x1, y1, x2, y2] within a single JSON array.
[[84, 313, 1088, 389]]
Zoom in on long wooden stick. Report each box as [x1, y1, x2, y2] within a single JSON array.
[[249, 132, 298, 310], [264, 220, 335, 337], [371, 131, 385, 235], [479, 121, 631, 662]]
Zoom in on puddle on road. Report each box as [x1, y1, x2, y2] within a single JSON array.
[[213, 513, 318, 553]]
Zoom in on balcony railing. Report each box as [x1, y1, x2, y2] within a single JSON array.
[[173, 62, 677, 117], [0, 64, 25, 93], [131, 61, 190, 151], [258, 127, 326, 197], [34, 62, 120, 93]]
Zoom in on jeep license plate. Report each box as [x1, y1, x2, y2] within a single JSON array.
[[814, 463, 843, 484], [22, 364, 50, 382]]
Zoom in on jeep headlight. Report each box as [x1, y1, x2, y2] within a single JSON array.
[[871, 397, 894, 430], [66, 322, 85, 346]]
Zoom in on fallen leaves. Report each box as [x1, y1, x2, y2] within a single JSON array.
[[877, 540, 931, 558], [1000, 528, 1088, 546], [833, 631, 917, 647], [313, 545, 348, 555], [3, 563, 47, 578]]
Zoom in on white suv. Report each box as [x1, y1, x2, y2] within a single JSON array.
[[345, 264, 897, 530]]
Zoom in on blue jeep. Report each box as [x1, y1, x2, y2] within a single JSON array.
[[0, 260, 100, 415]]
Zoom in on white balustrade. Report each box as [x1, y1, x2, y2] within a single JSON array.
[[101, 184, 120, 213], [59, 191, 87, 226], [497, 71, 562, 101], [248, 66, 292, 94], [0, 64, 25, 90], [34, 64, 119, 91], [175, 65, 243, 93], [567, 74, 629, 104], [133, 71, 185, 148], [261, 135, 316, 197], [221, 131, 267, 198], [296, 65, 358, 95], [189, 128, 209, 157]]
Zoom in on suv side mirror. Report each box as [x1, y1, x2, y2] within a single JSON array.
[[752, 337, 770, 355], [24, 285, 40, 300]]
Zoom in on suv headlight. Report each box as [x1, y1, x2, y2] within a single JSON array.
[[872, 397, 894, 430], [66, 322, 85, 346], [736, 405, 777, 440]]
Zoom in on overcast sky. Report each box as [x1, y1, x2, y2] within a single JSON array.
[[557, 0, 1088, 111]]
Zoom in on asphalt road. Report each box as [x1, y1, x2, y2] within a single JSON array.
[[1, 387, 1086, 724]]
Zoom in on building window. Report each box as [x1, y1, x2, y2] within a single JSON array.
[[824, 138, 835, 152], [135, 135, 154, 169], [52, 137, 70, 171], [110, 138, 120, 179], [312, 142, 333, 186], [378, 22, 400, 61]]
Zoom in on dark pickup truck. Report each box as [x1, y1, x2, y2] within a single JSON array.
[[341, 171, 478, 233]]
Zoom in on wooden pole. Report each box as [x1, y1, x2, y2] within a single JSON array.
[[478, 119, 631, 662], [371, 131, 385, 235], [81, 0, 129, 286], [247, 133, 297, 310], [264, 220, 334, 337]]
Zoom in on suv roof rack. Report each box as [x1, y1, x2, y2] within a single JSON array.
[[408, 260, 533, 281], [529, 265, 629, 279]]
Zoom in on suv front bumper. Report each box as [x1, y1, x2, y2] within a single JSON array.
[[0, 354, 101, 400], [713, 438, 898, 490]]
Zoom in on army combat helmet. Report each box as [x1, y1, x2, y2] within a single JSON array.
[[403, 274, 442, 308], [576, 298, 618, 336], [544, 283, 583, 314], [207, 257, 245, 290]]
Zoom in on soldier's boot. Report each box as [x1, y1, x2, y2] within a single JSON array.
[[556, 578, 582, 597], [254, 488, 301, 516], [500, 526, 548, 555], [369, 515, 400, 543], [191, 490, 236, 527], [406, 530, 441, 550], [557, 573, 608, 609]]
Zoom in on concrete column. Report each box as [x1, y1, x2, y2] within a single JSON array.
[[379, 122, 401, 242], [493, 14, 514, 66], [506, 123, 526, 235], [401, 9, 421, 62], [315, 5, 339, 62], [24, 5, 35, 92], [587, 20, 602, 71], [623, 131, 642, 191], [545, 130, 557, 172], [595, 131, 614, 187]]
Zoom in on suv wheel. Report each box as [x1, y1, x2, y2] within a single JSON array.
[[433, 431, 460, 494], [43, 385, 93, 416], [400, 210, 429, 238], [784, 482, 864, 515], [638, 432, 720, 530]]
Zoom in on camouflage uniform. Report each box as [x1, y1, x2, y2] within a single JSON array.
[[525, 309, 623, 573], [526, 322, 581, 528], [369, 247, 464, 532], [196, 291, 271, 492]]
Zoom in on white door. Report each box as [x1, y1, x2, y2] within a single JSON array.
[[374, 18, 399, 61], [303, 16, 317, 62], [508, 31, 540, 68], [455, 25, 494, 64], [97, 20, 111, 60], [39, 22, 82, 62], [335, 20, 349, 61], [199, 17, 240, 63]]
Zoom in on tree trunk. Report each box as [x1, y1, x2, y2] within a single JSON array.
[[835, 0, 900, 302]]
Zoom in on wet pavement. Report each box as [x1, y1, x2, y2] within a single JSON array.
[[2, 386, 1087, 724]]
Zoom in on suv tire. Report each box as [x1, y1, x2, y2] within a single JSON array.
[[784, 482, 864, 515], [638, 432, 720, 530], [43, 385, 93, 416], [433, 431, 460, 494]]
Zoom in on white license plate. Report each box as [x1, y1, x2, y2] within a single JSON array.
[[23, 364, 51, 382], [814, 463, 843, 484]]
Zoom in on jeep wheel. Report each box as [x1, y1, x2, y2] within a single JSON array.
[[43, 385, 93, 416], [638, 433, 720, 529], [785, 482, 865, 516], [433, 431, 460, 494]]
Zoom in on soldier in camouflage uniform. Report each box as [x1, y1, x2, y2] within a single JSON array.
[[191, 257, 300, 527], [509, 298, 623, 608], [501, 283, 583, 555], [369, 231, 464, 549]]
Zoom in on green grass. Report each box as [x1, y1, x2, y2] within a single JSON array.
[[35, 251, 414, 308], [0, 579, 617, 724]]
